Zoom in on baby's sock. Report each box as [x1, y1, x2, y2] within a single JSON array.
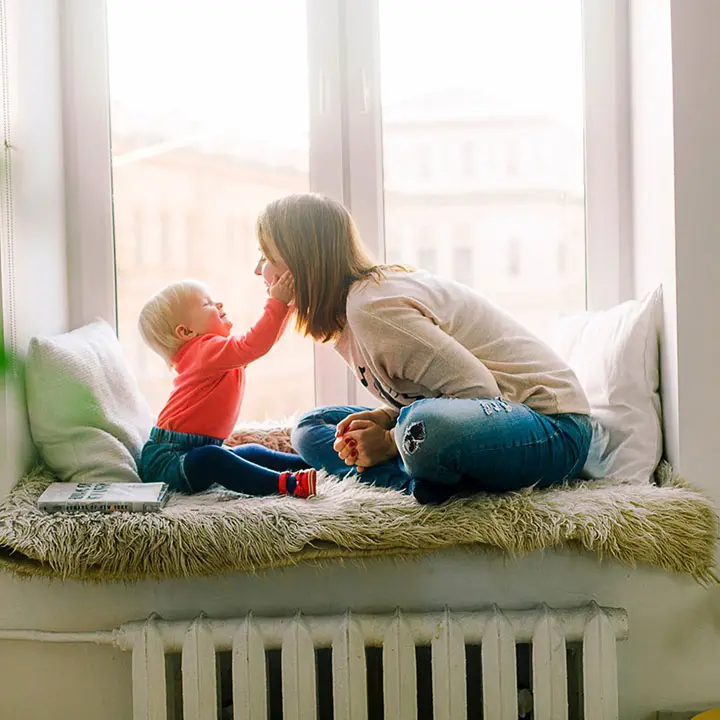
[[279, 469, 317, 499]]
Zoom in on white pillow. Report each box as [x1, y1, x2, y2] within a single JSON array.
[[25, 320, 153, 483], [550, 287, 663, 483]]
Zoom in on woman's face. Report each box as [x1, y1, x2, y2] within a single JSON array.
[[254, 242, 289, 288]]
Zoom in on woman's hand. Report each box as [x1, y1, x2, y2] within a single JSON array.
[[269, 271, 295, 305], [333, 418, 398, 472], [336, 407, 395, 436]]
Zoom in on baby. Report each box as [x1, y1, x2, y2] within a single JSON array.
[[137, 274, 316, 498]]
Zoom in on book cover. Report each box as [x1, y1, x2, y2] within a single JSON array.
[[38, 482, 169, 514]]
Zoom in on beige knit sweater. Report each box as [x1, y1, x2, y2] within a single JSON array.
[[334, 270, 590, 418]]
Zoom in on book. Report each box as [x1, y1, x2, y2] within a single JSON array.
[[38, 482, 169, 514]]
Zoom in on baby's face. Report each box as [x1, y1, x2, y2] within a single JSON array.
[[180, 290, 233, 338]]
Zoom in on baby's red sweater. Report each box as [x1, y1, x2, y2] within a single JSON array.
[[156, 297, 290, 439]]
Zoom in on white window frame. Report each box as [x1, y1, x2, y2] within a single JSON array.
[[582, 0, 633, 309], [57, 0, 633, 411]]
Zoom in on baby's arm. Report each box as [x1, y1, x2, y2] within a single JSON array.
[[200, 274, 295, 370]]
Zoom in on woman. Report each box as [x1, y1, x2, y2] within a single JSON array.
[[254, 193, 592, 504]]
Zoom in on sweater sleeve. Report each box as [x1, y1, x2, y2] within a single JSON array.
[[196, 298, 291, 371], [350, 296, 501, 400]]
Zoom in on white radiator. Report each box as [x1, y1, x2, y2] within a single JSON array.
[[0, 603, 628, 720]]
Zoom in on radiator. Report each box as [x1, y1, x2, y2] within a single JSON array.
[[0, 603, 628, 720]]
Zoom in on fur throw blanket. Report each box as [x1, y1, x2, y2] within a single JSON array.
[[0, 427, 715, 583]]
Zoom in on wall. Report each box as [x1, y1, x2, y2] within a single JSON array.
[[628, 0, 720, 713], [667, 0, 720, 505], [0, 551, 718, 720], [631, 0, 720, 505]]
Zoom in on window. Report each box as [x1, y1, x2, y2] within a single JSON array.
[[416, 147, 433, 181], [159, 213, 173, 261], [417, 247, 438, 274], [63, 0, 631, 409], [507, 238, 521, 277], [453, 247, 475, 288], [380, 0, 587, 338], [558, 241, 568, 275], [461, 141, 476, 179], [131, 209, 145, 266], [505, 143, 520, 177], [106, 0, 314, 420]]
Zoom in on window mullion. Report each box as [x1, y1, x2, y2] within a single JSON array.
[[582, 0, 633, 309], [341, 0, 385, 262], [59, 0, 116, 331], [339, 0, 384, 409], [307, 0, 356, 408]]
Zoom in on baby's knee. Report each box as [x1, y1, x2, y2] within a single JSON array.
[[182, 445, 223, 493]]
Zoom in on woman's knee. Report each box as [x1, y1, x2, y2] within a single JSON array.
[[291, 405, 365, 449], [394, 402, 448, 479], [395, 399, 499, 482], [395, 400, 449, 454], [291, 407, 327, 448]]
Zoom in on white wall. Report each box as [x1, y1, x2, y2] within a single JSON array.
[[632, 0, 720, 507], [0, 551, 718, 720], [628, 0, 720, 713], [668, 0, 720, 506]]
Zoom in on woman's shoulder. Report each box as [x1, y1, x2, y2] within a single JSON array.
[[348, 269, 485, 308], [347, 270, 486, 327], [346, 269, 421, 309], [347, 269, 398, 301]]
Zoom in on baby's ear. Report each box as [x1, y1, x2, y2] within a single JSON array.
[[174, 324, 194, 339]]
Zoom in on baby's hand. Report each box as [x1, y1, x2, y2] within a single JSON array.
[[269, 271, 294, 305]]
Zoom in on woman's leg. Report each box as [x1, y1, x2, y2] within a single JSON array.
[[394, 398, 592, 503], [231, 443, 309, 472], [182, 445, 315, 497], [291, 405, 411, 491]]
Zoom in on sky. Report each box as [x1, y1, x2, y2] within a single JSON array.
[[107, 0, 584, 149]]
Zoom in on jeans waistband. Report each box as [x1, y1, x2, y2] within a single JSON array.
[[149, 426, 224, 449]]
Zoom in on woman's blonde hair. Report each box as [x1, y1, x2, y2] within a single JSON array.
[[257, 193, 403, 342], [138, 279, 208, 366]]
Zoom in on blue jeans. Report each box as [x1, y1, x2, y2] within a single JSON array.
[[140, 427, 308, 494], [291, 400, 592, 503]]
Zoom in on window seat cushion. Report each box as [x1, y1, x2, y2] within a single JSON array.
[[0, 425, 715, 584]]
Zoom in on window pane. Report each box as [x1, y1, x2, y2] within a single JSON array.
[[417, 247, 438, 274], [107, 0, 313, 420], [453, 246, 475, 288], [379, 0, 586, 338]]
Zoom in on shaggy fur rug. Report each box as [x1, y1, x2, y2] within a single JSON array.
[[0, 426, 715, 583]]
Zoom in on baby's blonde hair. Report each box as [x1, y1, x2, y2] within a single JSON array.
[[138, 279, 209, 365]]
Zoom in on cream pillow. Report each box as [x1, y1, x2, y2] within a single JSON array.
[[25, 320, 153, 482], [551, 287, 663, 483]]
